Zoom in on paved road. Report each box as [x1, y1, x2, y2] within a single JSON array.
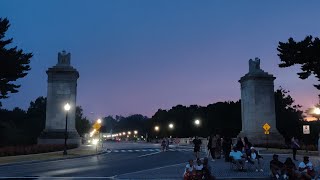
[[0, 142, 194, 179], [0, 142, 315, 179]]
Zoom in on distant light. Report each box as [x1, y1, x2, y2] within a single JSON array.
[[64, 103, 71, 111], [134, 130, 138, 134], [123, 132, 126, 135], [92, 139, 99, 145], [154, 126, 159, 131], [314, 107, 320, 115], [97, 119, 102, 124], [128, 131, 131, 135], [194, 119, 200, 126], [169, 123, 174, 129]]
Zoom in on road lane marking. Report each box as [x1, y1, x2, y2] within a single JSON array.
[[135, 150, 140, 152], [120, 150, 126, 152], [138, 151, 160, 158], [128, 150, 133, 152]]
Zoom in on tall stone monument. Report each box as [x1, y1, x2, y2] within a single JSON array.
[[38, 51, 80, 145], [238, 58, 284, 145]]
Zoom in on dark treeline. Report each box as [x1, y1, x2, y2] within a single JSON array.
[[1, 88, 319, 147], [0, 97, 91, 147]]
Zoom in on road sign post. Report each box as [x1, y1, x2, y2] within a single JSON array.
[[303, 125, 310, 152]]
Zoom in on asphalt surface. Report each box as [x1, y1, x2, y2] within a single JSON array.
[[0, 142, 309, 179], [0, 142, 195, 179]]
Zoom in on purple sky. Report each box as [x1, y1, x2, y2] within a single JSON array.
[[1, 1, 320, 119]]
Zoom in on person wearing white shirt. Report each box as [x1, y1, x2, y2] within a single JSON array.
[[298, 156, 316, 179], [183, 159, 194, 179], [248, 147, 263, 172]]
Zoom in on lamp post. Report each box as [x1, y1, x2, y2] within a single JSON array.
[[63, 103, 71, 155], [194, 119, 200, 126]]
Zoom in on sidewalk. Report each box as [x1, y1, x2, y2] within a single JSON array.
[[0, 144, 103, 166]]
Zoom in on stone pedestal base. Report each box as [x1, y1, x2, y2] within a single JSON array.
[[38, 129, 81, 146], [238, 131, 285, 146]]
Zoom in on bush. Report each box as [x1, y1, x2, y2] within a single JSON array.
[[0, 144, 78, 157]]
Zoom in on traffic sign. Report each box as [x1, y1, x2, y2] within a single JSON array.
[[263, 123, 270, 131], [264, 130, 270, 135], [93, 123, 101, 130], [303, 125, 310, 134]]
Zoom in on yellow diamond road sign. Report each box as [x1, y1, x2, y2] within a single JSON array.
[[93, 123, 101, 130], [263, 123, 270, 131]]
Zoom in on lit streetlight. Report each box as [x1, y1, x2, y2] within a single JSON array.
[[314, 107, 320, 120], [194, 119, 200, 126], [134, 130, 138, 134], [123, 132, 126, 135], [97, 119, 102, 124], [63, 103, 71, 155], [154, 126, 160, 131], [128, 131, 131, 135], [169, 123, 174, 129]]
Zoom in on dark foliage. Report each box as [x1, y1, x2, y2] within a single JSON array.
[[277, 36, 320, 91], [0, 18, 33, 101]]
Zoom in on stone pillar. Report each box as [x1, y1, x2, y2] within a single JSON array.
[[38, 50, 80, 146], [238, 58, 284, 145]]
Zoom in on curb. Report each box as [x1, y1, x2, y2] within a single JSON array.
[[0, 149, 111, 167]]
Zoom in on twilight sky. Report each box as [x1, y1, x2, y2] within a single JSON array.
[[1, 1, 320, 119]]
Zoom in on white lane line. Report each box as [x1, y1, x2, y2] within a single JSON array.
[[138, 151, 160, 158], [135, 150, 140, 152], [128, 150, 133, 152], [113, 150, 119, 152], [148, 149, 155, 151], [142, 149, 147, 152], [120, 150, 126, 152], [114, 162, 186, 177]]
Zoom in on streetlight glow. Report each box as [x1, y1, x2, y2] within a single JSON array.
[[169, 123, 174, 129], [128, 131, 131, 135], [154, 126, 159, 131], [123, 132, 126, 135], [64, 103, 71, 111], [97, 119, 102, 124], [314, 107, 320, 115], [194, 119, 200, 126], [134, 130, 138, 134]]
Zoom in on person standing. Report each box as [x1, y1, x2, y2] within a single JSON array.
[[210, 135, 217, 161], [216, 134, 222, 159], [291, 137, 300, 161], [193, 136, 202, 159], [222, 136, 232, 162]]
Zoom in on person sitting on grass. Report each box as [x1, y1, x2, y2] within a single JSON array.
[[270, 154, 284, 179], [183, 159, 194, 180], [299, 156, 316, 180], [229, 147, 246, 171]]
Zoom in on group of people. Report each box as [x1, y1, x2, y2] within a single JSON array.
[[183, 157, 216, 180], [228, 137, 264, 172], [270, 154, 318, 180]]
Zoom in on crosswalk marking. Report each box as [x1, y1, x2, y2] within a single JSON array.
[[110, 148, 193, 153]]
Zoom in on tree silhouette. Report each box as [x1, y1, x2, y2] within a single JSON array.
[[277, 36, 320, 91], [0, 18, 33, 102]]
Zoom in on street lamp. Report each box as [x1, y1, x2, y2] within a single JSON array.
[[169, 123, 174, 129], [63, 103, 71, 155], [194, 119, 200, 126], [134, 130, 138, 135], [154, 126, 160, 131], [97, 119, 102, 124], [314, 107, 320, 120]]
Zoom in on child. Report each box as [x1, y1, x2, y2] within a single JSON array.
[[183, 159, 194, 180]]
